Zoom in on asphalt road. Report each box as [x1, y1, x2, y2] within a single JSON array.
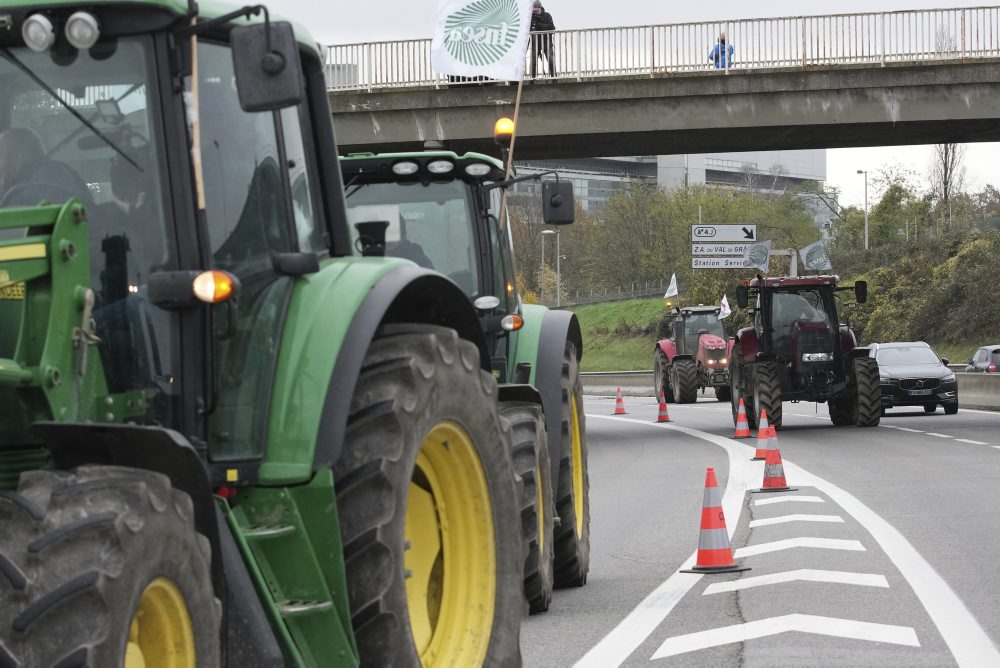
[[521, 395, 1000, 667]]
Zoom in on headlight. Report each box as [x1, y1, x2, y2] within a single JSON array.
[[942, 373, 956, 382], [706, 359, 716, 366], [427, 159, 454, 174], [391, 160, 419, 176], [22, 14, 55, 52], [464, 162, 492, 176], [65, 11, 100, 50], [802, 352, 833, 362], [721, 358, 728, 365]]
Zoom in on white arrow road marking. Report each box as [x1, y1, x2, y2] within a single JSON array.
[[735, 537, 865, 558], [577, 413, 1000, 667], [650, 614, 920, 660], [955, 439, 988, 445], [703, 569, 889, 595], [748, 514, 844, 528], [754, 495, 825, 506]]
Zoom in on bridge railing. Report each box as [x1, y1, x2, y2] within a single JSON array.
[[326, 6, 1000, 91]]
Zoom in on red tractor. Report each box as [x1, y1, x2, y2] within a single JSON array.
[[729, 275, 880, 430], [654, 305, 734, 403]]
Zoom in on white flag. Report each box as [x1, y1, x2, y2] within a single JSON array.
[[799, 240, 833, 271], [742, 240, 771, 271], [431, 0, 534, 81], [664, 273, 678, 298], [719, 295, 731, 319]]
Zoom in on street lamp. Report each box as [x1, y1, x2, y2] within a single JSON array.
[[541, 229, 556, 305], [856, 169, 868, 250]]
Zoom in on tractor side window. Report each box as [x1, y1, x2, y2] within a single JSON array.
[[488, 186, 516, 313], [194, 42, 294, 460], [280, 105, 326, 253]]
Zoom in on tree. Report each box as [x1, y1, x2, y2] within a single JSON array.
[[929, 143, 967, 231]]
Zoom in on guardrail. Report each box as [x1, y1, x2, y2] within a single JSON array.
[[327, 6, 1000, 91], [581, 370, 1000, 410]]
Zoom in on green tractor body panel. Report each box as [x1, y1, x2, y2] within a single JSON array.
[[261, 256, 413, 485], [512, 303, 548, 386]]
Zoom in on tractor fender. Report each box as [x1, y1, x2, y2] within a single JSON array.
[[516, 305, 582, 489], [735, 327, 761, 363], [655, 338, 678, 363], [259, 258, 488, 482], [498, 384, 544, 407], [839, 325, 858, 351]]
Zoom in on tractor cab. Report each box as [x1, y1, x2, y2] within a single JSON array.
[[671, 305, 727, 356]]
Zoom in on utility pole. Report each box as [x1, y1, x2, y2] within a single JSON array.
[[857, 169, 869, 250]]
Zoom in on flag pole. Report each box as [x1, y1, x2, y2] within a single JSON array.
[[497, 76, 525, 232]]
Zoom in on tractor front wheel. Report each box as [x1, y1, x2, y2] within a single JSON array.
[[753, 362, 783, 429], [852, 357, 882, 427], [499, 402, 554, 614], [729, 346, 757, 429], [554, 343, 590, 588], [672, 359, 699, 404], [333, 325, 525, 666], [714, 385, 731, 402], [0, 466, 220, 667], [828, 398, 853, 425], [653, 350, 674, 402]]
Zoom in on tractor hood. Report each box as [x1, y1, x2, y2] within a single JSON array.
[[698, 333, 728, 349]]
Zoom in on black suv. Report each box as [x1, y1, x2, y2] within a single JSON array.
[[868, 342, 958, 414]]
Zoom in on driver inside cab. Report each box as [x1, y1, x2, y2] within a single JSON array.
[[772, 292, 824, 349], [0, 127, 90, 207]]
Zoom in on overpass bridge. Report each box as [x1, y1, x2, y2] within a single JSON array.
[[325, 6, 1000, 159]]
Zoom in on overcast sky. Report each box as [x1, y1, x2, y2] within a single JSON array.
[[276, 0, 999, 208]]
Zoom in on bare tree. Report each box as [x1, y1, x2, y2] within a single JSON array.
[[930, 143, 967, 229]]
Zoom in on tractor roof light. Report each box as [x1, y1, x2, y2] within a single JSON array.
[[474, 295, 501, 311], [426, 159, 454, 174], [464, 162, 492, 177], [193, 270, 236, 304], [391, 160, 420, 176], [494, 117, 514, 146], [501, 314, 524, 331], [65, 12, 100, 50], [22, 14, 56, 52]]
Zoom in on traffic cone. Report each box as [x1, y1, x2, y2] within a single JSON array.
[[752, 408, 771, 460], [613, 387, 627, 415], [655, 391, 671, 423], [734, 396, 751, 438], [754, 433, 796, 493], [681, 468, 749, 574]]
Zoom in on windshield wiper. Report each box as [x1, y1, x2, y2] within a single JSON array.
[[0, 47, 140, 170]]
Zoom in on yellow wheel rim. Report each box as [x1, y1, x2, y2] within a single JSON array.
[[570, 393, 585, 537], [124, 577, 196, 668], [405, 421, 496, 667]]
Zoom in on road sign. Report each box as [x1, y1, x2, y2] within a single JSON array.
[[691, 224, 757, 242], [692, 257, 747, 269], [691, 243, 750, 256]]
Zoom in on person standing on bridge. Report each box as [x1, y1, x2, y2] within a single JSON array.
[[529, 0, 557, 78], [708, 31, 735, 69]]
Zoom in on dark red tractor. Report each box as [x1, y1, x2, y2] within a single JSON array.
[[653, 305, 734, 403], [728, 275, 880, 430]]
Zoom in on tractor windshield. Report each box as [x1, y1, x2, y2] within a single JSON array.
[[0, 38, 178, 425], [682, 313, 725, 351], [345, 180, 480, 296], [770, 289, 833, 352]]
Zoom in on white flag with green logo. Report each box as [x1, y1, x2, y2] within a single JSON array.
[[799, 240, 833, 271], [742, 240, 771, 271], [432, 0, 534, 80]]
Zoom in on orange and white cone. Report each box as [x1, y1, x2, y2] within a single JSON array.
[[681, 468, 749, 574], [656, 391, 671, 423], [734, 396, 751, 438], [755, 433, 796, 493], [613, 387, 627, 415], [752, 408, 771, 460]]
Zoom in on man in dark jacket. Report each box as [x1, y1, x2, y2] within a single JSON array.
[[529, 0, 556, 78], [0, 127, 91, 207]]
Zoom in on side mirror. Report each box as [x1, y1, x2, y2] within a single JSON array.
[[542, 180, 574, 225], [231, 21, 304, 112], [854, 280, 868, 304], [941, 358, 950, 366], [735, 286, 748, 309]]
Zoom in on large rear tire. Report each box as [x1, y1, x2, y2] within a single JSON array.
[[553, 344, 591, 588], [714, 385, 731, 402], [753, 361, 783, 430], [852, 357, 882, 427], [653, 349, 674, 402], [0, 466, 220, 667], [499, 402, 554, 614], [333, 325, 526, 666], [829, 399, 853, 425], [672, 359, 699, 404], [730, 346, 758, 429]]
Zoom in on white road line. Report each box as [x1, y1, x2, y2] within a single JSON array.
[[735, 537, 865, 558], [888, 426, 925, 433], [955, 439, 988, 445], [755, 495, 825, 506], [703, 569, 889, 595], [748, 514, 844, 528], [650, 614, 919, 659], [925, 433, 952, 438], [992, 446, 1000, 451], [578, 412, 1000, 667]]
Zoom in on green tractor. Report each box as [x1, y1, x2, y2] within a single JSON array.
[[338, 126, 591, 614], [0, 2, 533, 665]]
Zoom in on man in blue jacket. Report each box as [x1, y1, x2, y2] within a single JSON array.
[[709, 32, 734, 69]]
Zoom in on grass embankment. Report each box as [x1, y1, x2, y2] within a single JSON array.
[[569, 298, 664, 372], [570, 298, 982, 372]]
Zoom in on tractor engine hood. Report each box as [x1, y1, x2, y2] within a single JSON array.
[[698, 333, 728, 349]]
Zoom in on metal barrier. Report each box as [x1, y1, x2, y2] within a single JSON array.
[[327, 6, 1000, 91]]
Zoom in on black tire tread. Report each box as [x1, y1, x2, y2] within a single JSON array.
[[754, 362, 783, 429], [673, 359, 699, 404], [654, 349, 674, 402], [853, 357, 882, 427]]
